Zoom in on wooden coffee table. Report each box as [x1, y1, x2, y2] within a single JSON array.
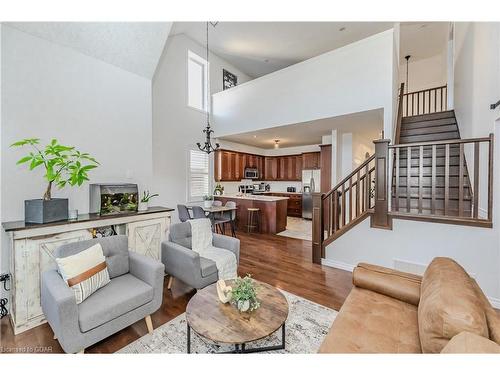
[[185, 280, 289, 353]]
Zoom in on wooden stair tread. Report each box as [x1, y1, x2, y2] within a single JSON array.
[[402, 110, 455, 123], [401, 117, 458, 129]]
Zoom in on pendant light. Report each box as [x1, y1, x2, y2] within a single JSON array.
[[197, 21, 220, 154], [405, 55, 411, 93]]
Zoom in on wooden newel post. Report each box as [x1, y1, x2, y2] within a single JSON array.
[[312, 193, 324, 264], [371, 139, 392, 229]]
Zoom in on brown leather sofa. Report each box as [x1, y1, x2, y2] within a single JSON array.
[[319, 257, 500, 353]]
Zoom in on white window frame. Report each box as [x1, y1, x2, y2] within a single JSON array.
[[187, 50, 209, 113], [187, 148, 211, 202]]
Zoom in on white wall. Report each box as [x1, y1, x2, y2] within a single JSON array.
[[323, 217, 500, 304], [453, 22, 500, 216], [1, 25, 154, 296], [151, 34, 251, 214], [212, 29, 396, 142], [399, 51, 447, 93]]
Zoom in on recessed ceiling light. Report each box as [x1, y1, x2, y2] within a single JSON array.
[[253, 135, 257, 138], [339, 27, 346, 32]]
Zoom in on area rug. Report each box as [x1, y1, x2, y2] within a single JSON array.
[[118, 290, 337, 354]]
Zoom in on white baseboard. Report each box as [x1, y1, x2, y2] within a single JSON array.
[[321, 258, 355, 272], [321, 258, 500, 309]]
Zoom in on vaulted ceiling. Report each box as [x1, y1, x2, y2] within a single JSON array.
[[6, 22, 172, 79], [171, 22, 394, 78]]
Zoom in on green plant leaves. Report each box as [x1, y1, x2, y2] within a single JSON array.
[[11, 137, 99, 199]]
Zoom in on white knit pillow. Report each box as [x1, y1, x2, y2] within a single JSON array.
[[56, 243, 110, 304]]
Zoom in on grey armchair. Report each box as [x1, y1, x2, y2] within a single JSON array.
[[41, 235, 164, 353], [162, 222, 240, 290]]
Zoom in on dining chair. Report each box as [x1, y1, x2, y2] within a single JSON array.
[[191, 206, 208, 219], [177, 204, 192, 222], [225, 201, 237, 237]]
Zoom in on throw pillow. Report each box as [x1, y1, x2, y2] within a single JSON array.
[[56, 243, 110, 304]]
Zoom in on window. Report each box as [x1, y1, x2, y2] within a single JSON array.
[[187, 50, 209, 112], [188, 149, 209, 201]]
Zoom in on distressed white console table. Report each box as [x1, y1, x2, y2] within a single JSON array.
[[2, 206, 173, 335]]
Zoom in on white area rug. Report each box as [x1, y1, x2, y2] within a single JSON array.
[[277, 217, 312, 241], [118, 290, 337, 354]]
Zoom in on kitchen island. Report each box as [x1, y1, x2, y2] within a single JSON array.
[[215, 194, 288, 234]]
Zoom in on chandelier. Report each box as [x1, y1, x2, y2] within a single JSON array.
[[197, 21, 220, 154]]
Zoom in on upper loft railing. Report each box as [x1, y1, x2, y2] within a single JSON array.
[[403, 85, 448, 117]]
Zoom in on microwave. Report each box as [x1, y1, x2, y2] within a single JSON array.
[[244, 168, 259, 179]]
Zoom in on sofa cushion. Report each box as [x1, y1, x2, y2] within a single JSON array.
[[55, 235, 129, 279], [418, 257, 488, 353], [471, 278, 500, 345], [354, 263, 422, 306], [318, 287, 422, 353], [200, 257, 218, 277], [78, 273, 153, 332], [169, 222, 193, 249], [441, 331, 500, 354], [56, 243, 110, 304]]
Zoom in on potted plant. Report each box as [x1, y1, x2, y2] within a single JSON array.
[[203, 194, 214, 208], [139, 190, 159, 211], [213, 183, 224, 196], [230, 275, 261, 312], [11, 138, 99, 223]]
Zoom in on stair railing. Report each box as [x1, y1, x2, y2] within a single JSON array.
[[403, 85, 447, 117], [388, 134, 494, 224], [312, 154, 376, 262]]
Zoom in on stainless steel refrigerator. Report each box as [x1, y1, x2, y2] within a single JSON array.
[[302, 169, 321, 219]]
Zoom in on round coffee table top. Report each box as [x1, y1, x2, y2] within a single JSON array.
[[186, 279, 289, 344]]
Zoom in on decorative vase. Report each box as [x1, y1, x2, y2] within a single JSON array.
[[204, 200, 213, 208], [138, 201, 149, 211], [237, 299, 250, 312]]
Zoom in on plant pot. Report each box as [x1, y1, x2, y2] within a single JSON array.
[[138, 202, 149, 211], [237, 300, 250, 312], [25, 198, 69, 224], [204, 200, 213, 208]]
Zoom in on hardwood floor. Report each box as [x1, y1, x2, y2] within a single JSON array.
[[0, 232, 352, 354]]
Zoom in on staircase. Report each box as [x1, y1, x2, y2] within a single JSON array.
[[312, 82, 494, 264], [392, 110, 473, 216]]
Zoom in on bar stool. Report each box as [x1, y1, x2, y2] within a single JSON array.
[[246, 207, 260, 233]]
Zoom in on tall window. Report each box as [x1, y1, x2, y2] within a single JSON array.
[[187, 50, 209, 112], [188, 149, 209, 201]]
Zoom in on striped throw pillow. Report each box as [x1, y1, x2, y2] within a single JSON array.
[[56, 243, 110, 304]]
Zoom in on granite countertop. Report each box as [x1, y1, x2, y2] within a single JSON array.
[[2, 206, 175, 232], [217, 194, 289, 202], [266, 191, 303, 195]]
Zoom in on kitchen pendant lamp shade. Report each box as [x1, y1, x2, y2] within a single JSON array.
[[197, 21, 220, 155]]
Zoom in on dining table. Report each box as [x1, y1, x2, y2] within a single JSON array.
[[186, 204, 237, 236]]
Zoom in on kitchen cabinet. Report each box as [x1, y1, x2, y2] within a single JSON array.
[[268, 192, 303, 217], [215, 149, 316, 182], [302, 152, 320, 169], [264, 156, 278, 180]]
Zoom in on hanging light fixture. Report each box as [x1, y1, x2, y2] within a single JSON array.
[[405, 55, 411, 93], [197, 21, 220, 154], [274, 139, 280, 149]]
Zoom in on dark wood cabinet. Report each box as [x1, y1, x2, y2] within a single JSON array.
[[264, 157, 278, 180], [268, 192, 303, 217], [302, 152, 320, 169], [215, 150, 315, 182]]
